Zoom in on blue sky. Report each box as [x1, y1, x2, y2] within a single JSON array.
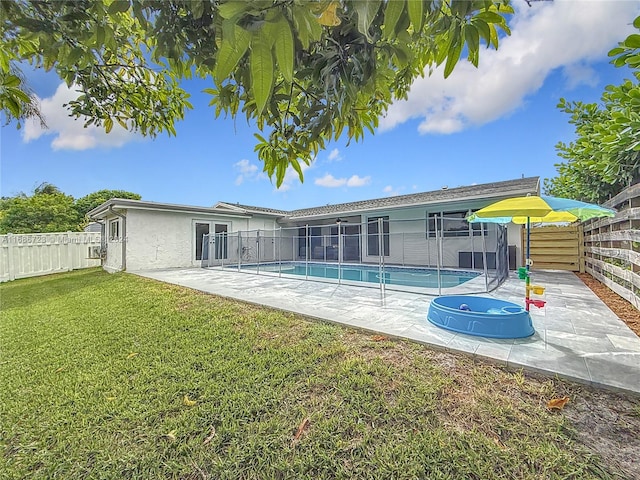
[[1, 0, 639, 211]]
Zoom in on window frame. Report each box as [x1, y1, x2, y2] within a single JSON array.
[[108, 219, 120, 241], [426, 210, 485, 238]]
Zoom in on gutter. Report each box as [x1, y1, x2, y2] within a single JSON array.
[[108, 206, 127, 271]]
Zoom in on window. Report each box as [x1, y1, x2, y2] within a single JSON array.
[[109, 219, 120, 241], [195, 222, 210, 261], [367, 216, 389, 256], [427, 211, 484, 238]]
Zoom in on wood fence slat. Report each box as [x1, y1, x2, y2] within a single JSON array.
[[584, 229, 640, 243], [582, 183, 640, 310], [585, 245, 640, 267], [523, 225, 581, 271], [583, 207, 640, 232], [584, 257, 640, 291], [604, 183, 640, 208], [586, 266, 640, 309]]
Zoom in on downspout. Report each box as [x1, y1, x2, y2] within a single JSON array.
[[108, 206, 127, 271]]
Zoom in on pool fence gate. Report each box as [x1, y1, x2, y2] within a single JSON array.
[[200, 216, 509, 295]]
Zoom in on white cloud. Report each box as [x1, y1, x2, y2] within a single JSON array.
[[383, 185, 402, 196], [562, 63, 599, 90], [315, 173, 371, 188], [23, 83, 139, 150], [379, 0, 639, 135], [327, 148, 342, 162], [315, 173, 346, 188], [234, 159, 260, 185], [346, 175, 371, 187]]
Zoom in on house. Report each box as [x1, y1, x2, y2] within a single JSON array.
[[88, 176, 539, 273]]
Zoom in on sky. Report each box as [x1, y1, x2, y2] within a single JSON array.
[[1, 0, 639, 211]]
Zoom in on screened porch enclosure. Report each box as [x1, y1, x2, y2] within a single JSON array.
[[199, 216, 509, 295]]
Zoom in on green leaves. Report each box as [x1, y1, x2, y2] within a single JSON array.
[[214, 25, 251, 84], [3, 0, 514, 187], [250, 33, 274, 115], [269, 16, 294, 83], [443, 26, 462, 78], [107, 0, 130, 15], [382, 0, 404, 38], [407, 0, 424, 33], [354, 0, 381, 40], [547, 17, 640, 203]]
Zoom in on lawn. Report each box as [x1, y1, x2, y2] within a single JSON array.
[[1, 269, 638, 479]]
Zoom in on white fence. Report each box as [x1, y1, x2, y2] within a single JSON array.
[[0, 232, 102, 283]]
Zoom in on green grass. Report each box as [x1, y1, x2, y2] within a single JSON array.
[[0, 269, 616, 479]]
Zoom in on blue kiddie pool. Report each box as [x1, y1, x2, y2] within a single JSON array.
[[427, 295, 534, 339]]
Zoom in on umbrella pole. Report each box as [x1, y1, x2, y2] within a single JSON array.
[[525, 217, 531, 312]]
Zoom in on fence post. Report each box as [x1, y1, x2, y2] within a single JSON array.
[[278, 227, 282, 277], [436, 215, 442, 296], [66, 231, 74, 272], [256, 230, 261, 274], [378, 217, 385, 296], [7, 233, 15, 281], [578, 224, 585, 273], [481, 223, 489, 292], [338, 221, 342, 284], [237, 232, 242, 272]]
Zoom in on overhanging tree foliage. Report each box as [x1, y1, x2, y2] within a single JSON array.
[[1, 0, 512, 186], [544, 16, 640, 204]]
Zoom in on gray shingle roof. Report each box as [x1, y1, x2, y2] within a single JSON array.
[[215, 202, 289, 216], [286, 177, 540, 219], [214, 177, 540, 220]]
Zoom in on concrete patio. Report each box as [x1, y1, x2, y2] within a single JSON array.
[[135, 267, 640, 395]]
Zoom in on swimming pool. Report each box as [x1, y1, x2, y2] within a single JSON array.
[[232, 262, 479, 289]]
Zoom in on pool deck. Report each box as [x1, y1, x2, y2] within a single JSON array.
[[134, 268, 640, 396]]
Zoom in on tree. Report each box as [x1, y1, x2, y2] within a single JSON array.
[[74, 189, 141, 219], [2, 0, 512, 186], [0, 61, 46, 129], [544, 16, 640, 204], [0, 185, 79, 234], [0, 185, 142, 233]]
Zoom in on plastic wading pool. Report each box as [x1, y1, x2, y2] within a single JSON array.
[[427, 295, 535, 339]]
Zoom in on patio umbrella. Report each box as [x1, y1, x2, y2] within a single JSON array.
[[467, 195, 615, 311]]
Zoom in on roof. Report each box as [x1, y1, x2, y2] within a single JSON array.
[[89, 177, 540, 221], [87, 198, 253, 219], [285, 177, 540, 220], [213, 202, 289, 217]]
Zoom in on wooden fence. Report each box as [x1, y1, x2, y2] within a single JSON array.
[[583, 183, 640, 309], [522, 225, 584, 272], [0, 232, 102, 283]]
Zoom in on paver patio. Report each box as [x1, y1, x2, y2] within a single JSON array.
[[135, 268, 640, 395]]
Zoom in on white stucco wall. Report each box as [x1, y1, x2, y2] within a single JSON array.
[[507, 223, 524, 268], [104, 214, 124, 272], [114, 209, 278, 271], [356, 206, 504, 268]]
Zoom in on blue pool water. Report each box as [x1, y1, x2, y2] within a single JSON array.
[[234, 262, 479, 289]]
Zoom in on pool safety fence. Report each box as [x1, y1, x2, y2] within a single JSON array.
[[200, 216, 509, 295]]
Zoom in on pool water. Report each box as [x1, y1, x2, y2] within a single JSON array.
[[235, 262, 479, 289]]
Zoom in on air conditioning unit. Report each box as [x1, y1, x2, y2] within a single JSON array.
[[88, 246, 102, 259]]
